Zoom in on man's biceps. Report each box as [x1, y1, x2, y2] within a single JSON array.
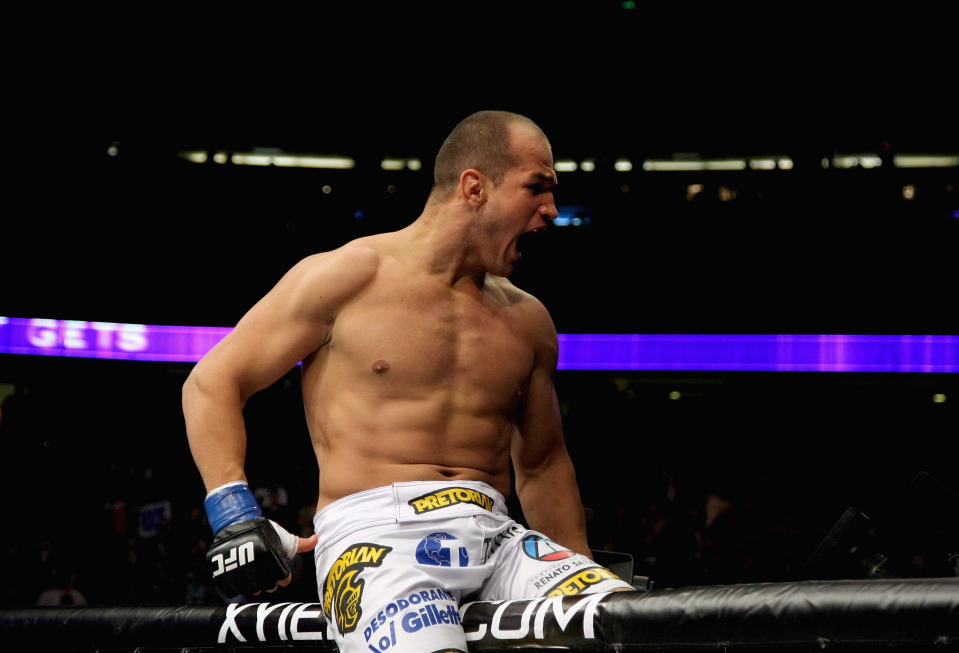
[[229, 312, 322, 360], [196, 336, 291, 396], [520, 393, 563, 432], [234, 337, 311, 386]]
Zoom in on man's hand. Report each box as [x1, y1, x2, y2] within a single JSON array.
[[203, 481, 318, 599], [207, 518, 318, 598]]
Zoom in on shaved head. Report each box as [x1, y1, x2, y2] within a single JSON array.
[[432, 110, 548, 198]]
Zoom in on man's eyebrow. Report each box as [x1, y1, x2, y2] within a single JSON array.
[[534, 171, 558, 185]]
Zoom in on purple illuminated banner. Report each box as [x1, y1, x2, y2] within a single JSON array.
[[556, 333, 958, 372], [0, 317, 231, 363], [0, 317, 957, 372]]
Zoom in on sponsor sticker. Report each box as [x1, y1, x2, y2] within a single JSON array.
[[460, 593, 606, 643], [529, 556, 592, 591], [322, 542, 392, 634], [521, 534, 574, 561], [408, 487, 495, 515], [217, 603, 327, 643], [416, 532, 470, 567], [545, 566, 621, 597], [362, 588, 461, 651]]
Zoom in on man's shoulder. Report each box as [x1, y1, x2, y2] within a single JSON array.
[[488, 276, 544, 308], [278, 237, 384, 307], [487, 276, 556, 333], [297, 237, 383, 279], [309, 235, 382, 264]]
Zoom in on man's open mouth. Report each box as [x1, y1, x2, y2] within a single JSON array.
[[516, 229, 545, 257]]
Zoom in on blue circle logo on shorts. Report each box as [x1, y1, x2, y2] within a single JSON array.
[[415, 532, 469, 567], [522, 534, 574, 561]]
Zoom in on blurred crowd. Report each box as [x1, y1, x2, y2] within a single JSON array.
[[1, 462, 952, 609], [0, 470, 321, 608], [1, 369, 954, 609]]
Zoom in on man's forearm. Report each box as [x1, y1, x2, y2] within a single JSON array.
[[182, 373, 250, 492], [516, 458, 593, 558]]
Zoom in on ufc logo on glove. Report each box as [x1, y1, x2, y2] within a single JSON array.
[[212, 542, 256, 577]]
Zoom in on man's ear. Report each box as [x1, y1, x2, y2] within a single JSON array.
[[459, 169, 486, 208]]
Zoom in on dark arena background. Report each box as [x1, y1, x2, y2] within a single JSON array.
[[1, 4, 957, 651]]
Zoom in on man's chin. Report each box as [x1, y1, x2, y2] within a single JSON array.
[[489, 263, 515, 279]]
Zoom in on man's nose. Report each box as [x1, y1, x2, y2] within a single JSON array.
[[539, 197, 558, 222], [531, 210, 553, 232]]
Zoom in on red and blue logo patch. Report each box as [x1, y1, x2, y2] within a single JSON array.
[[521, 534, 574, 561]]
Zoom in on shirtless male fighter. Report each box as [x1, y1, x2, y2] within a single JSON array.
[[183, 110, 633, 653]]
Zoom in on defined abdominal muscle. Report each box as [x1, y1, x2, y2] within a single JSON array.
[[310, 415, 513, 508], [315, 459, 511, 510]]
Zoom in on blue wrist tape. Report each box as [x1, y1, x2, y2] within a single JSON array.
[[204, 482, 263, 535]]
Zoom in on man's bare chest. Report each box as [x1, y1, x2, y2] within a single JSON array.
[[329, 281, 535, 394]]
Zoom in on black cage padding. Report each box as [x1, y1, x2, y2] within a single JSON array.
[[1, 578, 956, 651]]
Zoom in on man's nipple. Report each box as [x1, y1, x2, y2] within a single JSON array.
[[371, 359, 391, 374]]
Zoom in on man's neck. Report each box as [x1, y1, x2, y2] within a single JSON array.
[[399, 208, 488, 290]]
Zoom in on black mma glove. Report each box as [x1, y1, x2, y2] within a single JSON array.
[[207, 517, 299, 598], [203, 481, 301, 599]]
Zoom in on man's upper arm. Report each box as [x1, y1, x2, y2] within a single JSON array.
[[190, 244, 378, 401], [511, 300, 565, 475]]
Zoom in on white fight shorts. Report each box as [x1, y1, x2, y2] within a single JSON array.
[[312, 480, 632, 653]]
